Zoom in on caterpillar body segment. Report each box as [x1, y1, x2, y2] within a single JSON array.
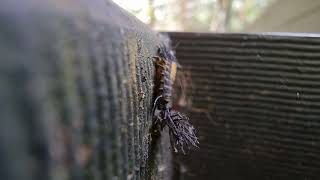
[[152, 46, 199, 154]]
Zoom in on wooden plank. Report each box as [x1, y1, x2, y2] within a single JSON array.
[[169, 32, 320, 180], [0, 1, 171, 180]]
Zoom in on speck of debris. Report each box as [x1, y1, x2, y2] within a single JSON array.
[[139, 91, 146, 101], [142, 76, 147, 82], [158, 165, 166, 172]]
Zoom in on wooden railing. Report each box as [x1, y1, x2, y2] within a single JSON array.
[[169, 32, 320, 180], [0, 0, 171, 180]]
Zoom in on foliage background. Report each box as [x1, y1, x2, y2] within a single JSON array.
[[113, 0, 274, 32]]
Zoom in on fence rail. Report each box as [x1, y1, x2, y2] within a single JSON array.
[[169, 32, 320, 180], [0, 1, 172, 180]]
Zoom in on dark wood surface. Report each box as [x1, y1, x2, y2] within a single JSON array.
[[0, 1, 171, 180], [169, 32, 320, 180]]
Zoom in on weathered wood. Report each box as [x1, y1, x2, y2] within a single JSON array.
[[169, 32, 320, 180], [0, 1, 172, 180]]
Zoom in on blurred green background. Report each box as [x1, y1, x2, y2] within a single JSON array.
[[112, 0, 274, 32], [113, 0, 320, 33]]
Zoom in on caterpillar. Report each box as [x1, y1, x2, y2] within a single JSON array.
[[152, 45, 199, 154]]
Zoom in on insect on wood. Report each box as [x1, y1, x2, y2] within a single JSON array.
[[152, 45, 199, 154]]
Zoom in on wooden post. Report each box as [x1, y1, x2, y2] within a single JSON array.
[[0, 0, 172, 180]]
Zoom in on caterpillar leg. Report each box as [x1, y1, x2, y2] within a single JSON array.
[[165, 108, 178, 133], [152, 95, 163, 115]]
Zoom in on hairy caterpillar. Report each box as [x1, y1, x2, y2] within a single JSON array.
[[153, 45, 199, 154]]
